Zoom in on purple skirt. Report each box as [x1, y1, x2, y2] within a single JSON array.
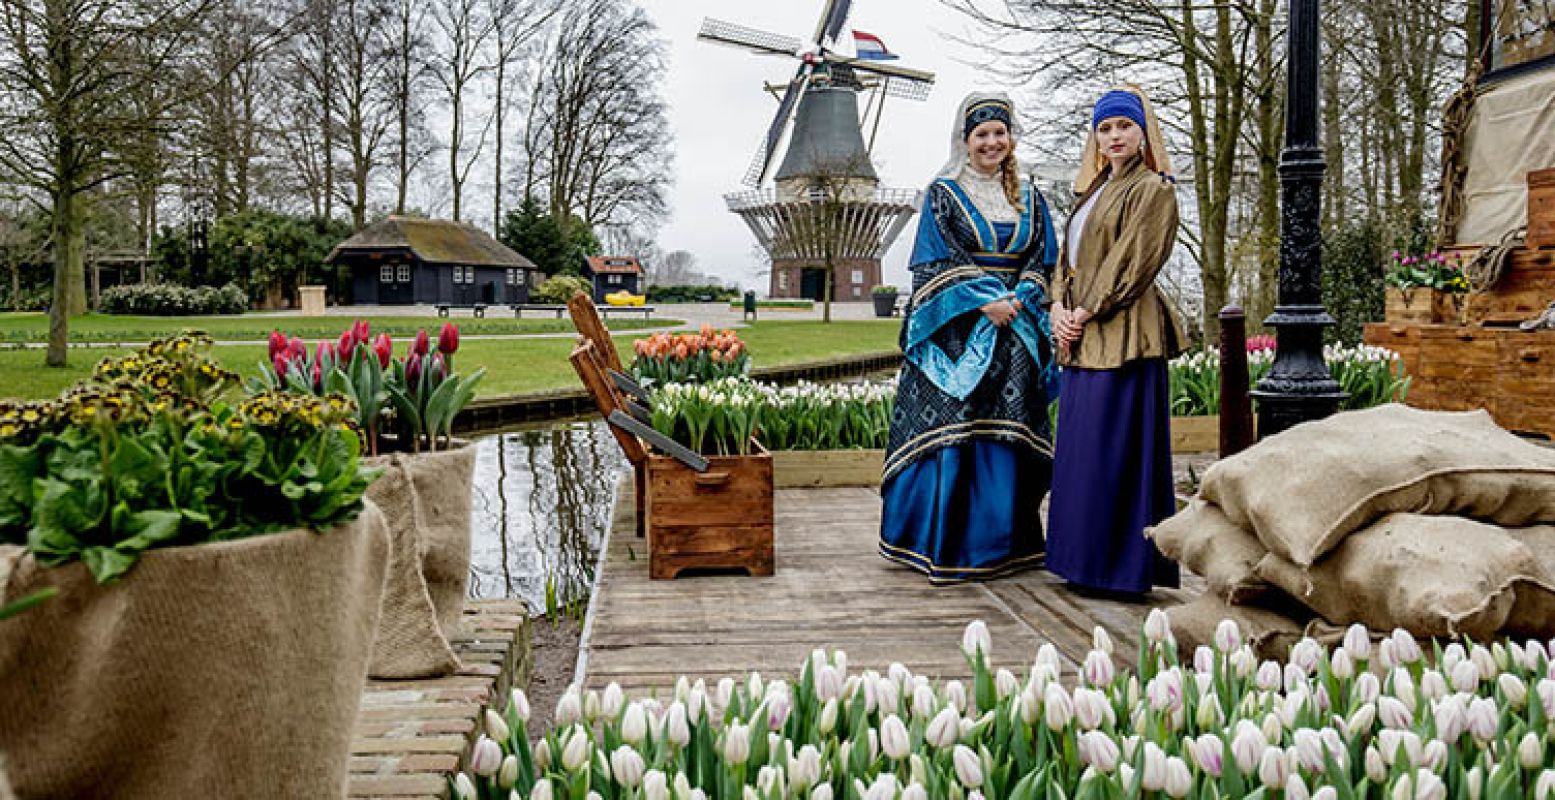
[[1046, 359, 1180, 593]]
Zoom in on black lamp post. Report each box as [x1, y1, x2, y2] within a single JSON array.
[[1250, 0, 1346, 437]]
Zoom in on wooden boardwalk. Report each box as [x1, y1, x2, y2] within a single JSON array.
[[581, 485, 1203, 697]]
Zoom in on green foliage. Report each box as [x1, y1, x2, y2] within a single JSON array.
[[1384, 249, 1469, 292], [0, 333, 378, 583], [646, 284, 740, 303], [497, 196, 600, 277], [1168, 344, 1409, 416], [630, 329, 750, 387], [872, 285, 899, 295], [1321, 219, 1388, 346], [152, 211, 354, 300], [533, 275, 593, 305], [648, 377, 894, 454], [99, 282, 248, 315]]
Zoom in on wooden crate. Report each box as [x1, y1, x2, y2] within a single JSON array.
[[1462, 249, 1555, 325], [1412, 325, 1500, 413], [1364, 322, 1422, 380], [1531, 168, 1555, 250], [1385, 287, 1461, 325], [645, 445, 775, 580], [1494, 330, 1555, 438]]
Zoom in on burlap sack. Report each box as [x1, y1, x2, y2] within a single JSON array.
[[1504, 524, 1555, 637], [1200, 404, 1555, 567], [1253, 513, 1555, 640], [0, 506, 390, 798], [1147, 499, 1273, 603], [362, 454, 462, 678], [1167, 593, 1307, 661]]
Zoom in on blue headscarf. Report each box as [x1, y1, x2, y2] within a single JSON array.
[[1091, 90, 1146, 132], [963, 98, 1013, 139]]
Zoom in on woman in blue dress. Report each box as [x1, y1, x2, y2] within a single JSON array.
[[879, 91, 1059, 583]]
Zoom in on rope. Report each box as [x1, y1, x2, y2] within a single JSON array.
[[1436, 62, 1482, 248], [1457, 227, 1524, 325]]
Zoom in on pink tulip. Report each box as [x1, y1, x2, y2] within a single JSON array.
[[337, 329, 354, 357], [288, 335, 305, 358], [352, 319, 370, 347]]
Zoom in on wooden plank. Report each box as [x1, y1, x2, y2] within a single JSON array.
[[771, 450, 884, 488]]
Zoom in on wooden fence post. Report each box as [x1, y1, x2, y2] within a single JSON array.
[[1219, 306, 1255, 458]]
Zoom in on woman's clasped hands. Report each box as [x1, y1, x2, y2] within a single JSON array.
[[1051, 303, 1093, 352], [979, 295, 1022, 327]]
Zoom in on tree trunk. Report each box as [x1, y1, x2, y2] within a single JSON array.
[[47, 187, 86, 366], [1251, 0, 1281, 331]]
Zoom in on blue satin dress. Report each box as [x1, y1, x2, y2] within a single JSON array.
[[879, 178, 1059, 583]]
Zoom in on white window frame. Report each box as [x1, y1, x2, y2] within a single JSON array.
[[851, 269, 864, 285], [380, 264, 394, 282], [396, 264, 411, 282]]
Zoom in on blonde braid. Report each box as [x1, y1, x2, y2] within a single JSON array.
[[1000, 153, 1025, 213]]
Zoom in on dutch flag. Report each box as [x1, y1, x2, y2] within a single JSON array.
[[852, 30, 898, 60]]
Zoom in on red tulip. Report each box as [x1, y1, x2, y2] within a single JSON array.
[[412, 329, 430, 357], [430, 353, 447, 383], [316, 341, 332, 368], [268, 330, 286, 358], [438, 322, 459, 356], [337, 329, 354, 357], [289, 336, 305, 358], [405, 355, 423, 389], [352, 319, 370, 347], [272, 352, 290, 377], [311, 362, 323, 389], [373, 333, 392, 369]]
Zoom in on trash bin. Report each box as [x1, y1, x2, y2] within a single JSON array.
[[743, 290, 757, 322], [299, 285, 327, 316]]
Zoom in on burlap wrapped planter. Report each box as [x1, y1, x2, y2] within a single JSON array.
[[362, 441, 478, 679], [0, 506, 391, 798]]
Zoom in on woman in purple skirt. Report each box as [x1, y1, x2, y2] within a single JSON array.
[[1048, 85, 1186, 596]]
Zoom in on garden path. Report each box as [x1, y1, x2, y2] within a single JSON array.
[[580, 485, 1205, 698]]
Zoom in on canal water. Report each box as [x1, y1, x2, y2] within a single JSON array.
[[467, 419, 626, 614]]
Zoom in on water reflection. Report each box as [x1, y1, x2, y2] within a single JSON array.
[[467, 419, 626, 612]]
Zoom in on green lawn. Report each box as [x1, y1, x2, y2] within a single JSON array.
[[0, 320, 903, 401], [0, 312, 674, 343]]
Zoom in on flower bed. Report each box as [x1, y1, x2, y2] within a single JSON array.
[[648, 378, 894, 455], [632, 326, 751, 387], [1169, 344, 1410, 417], [456, 616, 1555, 800]]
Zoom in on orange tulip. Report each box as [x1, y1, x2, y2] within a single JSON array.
[[700, 323, 715, 338], [674, 344, 689, 360]]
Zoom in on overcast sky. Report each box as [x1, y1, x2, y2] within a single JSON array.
[[635, 0, 1003, 292]]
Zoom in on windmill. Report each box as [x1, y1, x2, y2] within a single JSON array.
[[698, 1, 935, 302]]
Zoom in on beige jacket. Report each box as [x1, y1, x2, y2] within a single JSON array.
[[1054, 156, 1187, 369]]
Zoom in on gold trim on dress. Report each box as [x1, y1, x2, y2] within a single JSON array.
[[883, 420, 1053, 481], [878, 541, 1046, 583]]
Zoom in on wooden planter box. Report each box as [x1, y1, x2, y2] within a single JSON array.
[[772, 449, 884, 488], [1170, 415, 1219, 453], [645, 444, 774, 579], [1385, 287, 1462, 325]]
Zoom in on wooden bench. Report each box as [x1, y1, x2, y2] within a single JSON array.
[[510, 304, 567, 318], [599, 305, 656, 320], [436, 303, 486, 318]]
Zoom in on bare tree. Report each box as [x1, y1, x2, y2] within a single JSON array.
[[0, 0, 214, 365], [486, 0, 551, 233], [334, 0, 393, 229], [383, 0, 431, 215], [430, 0, 493, 222]]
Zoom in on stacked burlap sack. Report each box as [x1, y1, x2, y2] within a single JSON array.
[[362, 442, 478, 679], [1150, 404, 1555, 658]]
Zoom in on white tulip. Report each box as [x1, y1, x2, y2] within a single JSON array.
[[641, 770, 668, 800], [1391, 629, 1423, 664], [961, 619, 992, 660], [1231, 647, 1257, 678], [1093, 625, 1115, 655], [1258, 746, 1288, 790], [1314, 788, 1339, 800], [815, 665, 843, 702], [722, 722, 750, 765], [1419, 669, 1446, 701], [1451, 659, 1480, 693], [1379, 638, 1398, 671], [1540, 679, 1555, 719], [600, 682, 624, 719], [1194, 645, 1216, 675], [880, 714, 911, 760], [925, 706, 960, 748], [902, 783, 928, 800], [716, 678, 735, 711], [795, 696, 827, 736], [687, 686, 707, 726], [952, 744, 984, 788], [1365, 746, 1387, 782], [1355, 672, 1382, 704], [1464, 767, 1484, 800], [911, 683, 937, 719], [1293, 728, 1325, 773], [876, 675, 901, 712], [1190, 733, 1224, 777], [621, 702, 648, 745], [809, 784, 834, 800], [611, 746, 646, 788], [945, 680, 968, 714], [1536, 770, 1555, 800], [469, 735, 502, 776], [498, 755, 519, 789], [1379, 696, 1413, 729], [484, 708, 510, 743], [533, 738, 552, 771], [1286, 774, 1312, 800], [787, 744, 821, 789], [583, 690, 601, 722], [863, 774, 897, 800], [1145, 608, 1172, 644], [561, 726, 591, 772], [531, 778, 556, 800], [1343, 624, 1371, 661], [1078, 730, 1120, 773], [1044, 683, 1074, 731], [757, 766, 784, 799], [1392, 769, 1445, 800], [555, 688, 583, 726], [1420, 739, 1447, 771], [1346, 703, 1376, 740], [747, 672, 764, 703], [995, 668, 1019, 700], [1330, 649, 1355, 681], [1257, 660, 1283, 691], [509, 688, 531, 722], [1500, 673, 1529, 708], [1215, 618, 1242, 653], [1231, 720, 1267, 775], [1084, 650, 1115, 688], [1140, 742, 1168, 791], [1466, 697, 1498, 742], [888, 661, 912, 686], [1034, 642, 1062, 674], [1522, 732, 1547, 769], [453, 773, 477, 800], [1471, 644, 1496, 681], [665, 701, 690, 747]]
